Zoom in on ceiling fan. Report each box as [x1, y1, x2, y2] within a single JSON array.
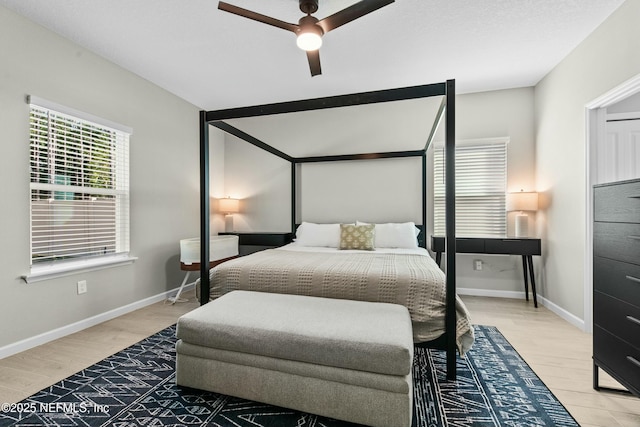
[[218, 0, 395, 76]]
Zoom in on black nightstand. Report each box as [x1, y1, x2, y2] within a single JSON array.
[[431, 236, 542, 307], [219, 232, 293, 256]]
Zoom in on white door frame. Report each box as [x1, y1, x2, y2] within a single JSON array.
[[584, 73, 640, 333]]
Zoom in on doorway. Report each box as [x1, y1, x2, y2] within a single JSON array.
[[584, 74, 640, 333]]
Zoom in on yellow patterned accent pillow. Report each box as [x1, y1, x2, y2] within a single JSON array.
[[339, 224, 375, 250]]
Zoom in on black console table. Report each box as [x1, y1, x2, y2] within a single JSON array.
[[219, 232, 293, 256], [431, 236, 542, 307]]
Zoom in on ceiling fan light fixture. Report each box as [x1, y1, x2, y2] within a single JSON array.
[[296, 31, 323, 51], [296, 15, 323, 51]]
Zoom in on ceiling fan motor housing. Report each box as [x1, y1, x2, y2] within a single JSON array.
[[297, 15, 324, 37], [299, 0, 319, 15]]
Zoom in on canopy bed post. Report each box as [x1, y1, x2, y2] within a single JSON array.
[[291, 161, 297, 235], [421, 153, 427, 249], [199, 111, 211, 306], [445, 79, 457, 380]]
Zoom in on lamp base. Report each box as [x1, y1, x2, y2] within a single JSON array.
[[224, 214, 234, 232], [515, 214, 529, 238]]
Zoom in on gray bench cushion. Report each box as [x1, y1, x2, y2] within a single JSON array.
[[176, 290, 413, 376]]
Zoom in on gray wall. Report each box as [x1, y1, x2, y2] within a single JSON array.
[[0, 6, 205, 349], [223, 87, 536, 294], [535, 0, 640, 321]]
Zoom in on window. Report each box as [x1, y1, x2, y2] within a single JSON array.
[[28, 97, 131, 276], [434, 139, 507, 237]]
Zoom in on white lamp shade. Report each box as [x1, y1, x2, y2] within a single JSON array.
[[506, 191, 538, 212], [218, 198, 239, 214]]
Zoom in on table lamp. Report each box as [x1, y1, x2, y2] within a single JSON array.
[[219, 197, 240, 232], [506, 190, 538, 238]]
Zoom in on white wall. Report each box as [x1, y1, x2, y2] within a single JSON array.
[[222, 134, 292, 232], [223, 87, 535, 293], [453, 88, 536, 292], [0, 6, 203, 350], [534, 0, 640, 320], [209, 126, 226, 234]]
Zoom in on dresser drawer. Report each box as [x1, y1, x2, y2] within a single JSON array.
[[594, 179, 640, 223], [594, 326, 640, 395], [594, 222, 640, 266], [594, 291, 640, 348], [594, 256, 640, 306], [485, 238, 541, 255]]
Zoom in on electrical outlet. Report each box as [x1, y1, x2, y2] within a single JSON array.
[[77, 280, 87, 294], [473, 259, 483, 271]]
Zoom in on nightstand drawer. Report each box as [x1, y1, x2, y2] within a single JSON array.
[[594, 326, 640, 395], [485, 239, 541, 255], [220, 233, 293, 247], [594, 180, 640, 223], [594, 256, 640, 307], [594, 222, 640, 266], [594, 291, 640, 348]]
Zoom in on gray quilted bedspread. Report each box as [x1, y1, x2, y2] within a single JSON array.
[[198, 249, 474, 355]]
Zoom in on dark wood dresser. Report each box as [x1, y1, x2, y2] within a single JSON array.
[[593, 178, 640, 397]]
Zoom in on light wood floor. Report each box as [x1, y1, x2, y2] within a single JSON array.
[[0, 292, 638, 426]]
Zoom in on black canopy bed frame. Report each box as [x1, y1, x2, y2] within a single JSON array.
[[198, 79, 457, 379]]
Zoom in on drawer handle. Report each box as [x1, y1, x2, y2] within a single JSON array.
[[628, 236, 640, 241], [628, 356, 640, 369], [627, 275, 640, 284], [627, 316, 640, 326], [629, 195, 640, 199]]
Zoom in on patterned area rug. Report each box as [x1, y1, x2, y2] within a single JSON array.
[[0, 325, 580, 427]]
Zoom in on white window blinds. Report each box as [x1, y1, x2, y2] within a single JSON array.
[[29, 101, 130, 265], [434, 139, 507, 237]]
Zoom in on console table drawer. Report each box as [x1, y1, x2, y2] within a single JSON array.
[[485, 239, 541, 255], [594, 222, 640, 266], [455, 238, 485, 253], [594, 257, 640, 307], [594, 292, 640, 348], [594, 326, 640, 395], [594, 180, 640, 223]]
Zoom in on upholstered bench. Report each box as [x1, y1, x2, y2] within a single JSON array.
[[175, 290, 414, 427]]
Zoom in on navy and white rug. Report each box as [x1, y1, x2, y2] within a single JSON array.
[[0, 325, 580, 426]]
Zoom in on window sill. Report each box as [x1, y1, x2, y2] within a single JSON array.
[[23, 255, 138, 284]]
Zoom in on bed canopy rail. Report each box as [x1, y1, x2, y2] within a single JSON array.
[[199, 80, 457, 379]]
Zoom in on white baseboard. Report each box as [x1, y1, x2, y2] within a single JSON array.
[[0, 283, 195, 360], [537, 295, 586, 331], [458, 288, 586, 331]]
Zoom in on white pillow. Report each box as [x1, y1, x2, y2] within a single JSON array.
[[356, 221, 420, 248], [295, 222, 342, 247]]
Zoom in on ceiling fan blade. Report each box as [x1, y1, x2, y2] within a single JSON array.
[[306, 50, 322, 76], [218, 2, 298, 33], [317, 0, 394, 33]]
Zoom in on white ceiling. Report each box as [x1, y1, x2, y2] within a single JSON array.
[[0, 0, 625, 111]]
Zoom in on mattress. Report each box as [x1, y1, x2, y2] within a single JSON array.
[[180, 235, 239, 265]]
